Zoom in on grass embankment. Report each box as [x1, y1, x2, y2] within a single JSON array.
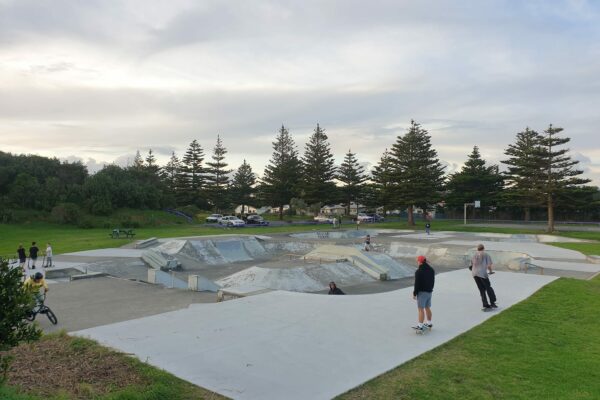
[[339, 277, 600, 399], [1, 332, 226, 400]]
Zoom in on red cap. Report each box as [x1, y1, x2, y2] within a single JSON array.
[[417, 255, 426, 264]]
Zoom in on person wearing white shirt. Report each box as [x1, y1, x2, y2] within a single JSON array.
[[45, 243, 53, 268]]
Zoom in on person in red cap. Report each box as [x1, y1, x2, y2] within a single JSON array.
[[412, 255, 435, 332]]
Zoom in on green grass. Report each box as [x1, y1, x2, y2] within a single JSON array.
[[338, 277, 600, 400], [2, 216, 599, 257], [549, 242, 600, 256]]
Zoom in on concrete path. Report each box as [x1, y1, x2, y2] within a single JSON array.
[[37, 277, 216, 333], [74, 270, 556, 400]]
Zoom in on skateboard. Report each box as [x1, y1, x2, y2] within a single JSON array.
[[482, 306, 499, 312], [412, 325, 432, 335]]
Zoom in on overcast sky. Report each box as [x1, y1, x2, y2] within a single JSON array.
[[1, 0, 599, 184]]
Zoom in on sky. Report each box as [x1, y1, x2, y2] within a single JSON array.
[[1, 0, 599, 184]]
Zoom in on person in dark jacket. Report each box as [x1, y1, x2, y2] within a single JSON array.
[[29, 242, 39, 270], [17, 243, 27, 272], [412, 255, 435, 331], [328, 281, 345, 295]]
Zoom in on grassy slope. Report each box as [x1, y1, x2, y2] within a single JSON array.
[[2, 333, 226, 400], [338, 277, 600, 400]]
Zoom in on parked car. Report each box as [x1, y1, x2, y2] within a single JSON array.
[[314, 215, 334, 224], [367, 213, 385, 222], [245, 215, 269, 226], [356, 213, 374, 223], [219, 216, 246, 227], [206, 214, 223, 223]]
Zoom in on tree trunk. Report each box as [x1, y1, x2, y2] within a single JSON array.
[[279, 203, 283, 220], [524, 207, 531, 222], [547, 196, 554, 233], [407, 205, 415, 226]]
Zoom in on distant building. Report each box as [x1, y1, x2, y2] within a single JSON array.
[[320, 204, 346, 215], [235, 205, 258, 214]]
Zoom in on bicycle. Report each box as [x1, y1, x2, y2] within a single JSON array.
[[25, 294, 58, 325]]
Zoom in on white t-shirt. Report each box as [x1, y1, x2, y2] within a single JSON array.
[[46, 246, 53, 257]]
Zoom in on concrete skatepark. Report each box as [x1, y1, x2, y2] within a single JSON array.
[[30, 228, 600, 399]]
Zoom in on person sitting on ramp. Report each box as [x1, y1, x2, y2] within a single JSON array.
[[328, 282, 345, 295]]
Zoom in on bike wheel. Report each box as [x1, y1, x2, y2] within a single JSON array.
[[25, 312, 36, 321], [45, 308, 58, 325]]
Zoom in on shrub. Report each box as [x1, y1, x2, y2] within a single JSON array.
[[0, 261, 42, 385], [50, 203, 81, 225]]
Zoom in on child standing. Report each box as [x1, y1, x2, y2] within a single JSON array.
[[412, 255, 435, 331]]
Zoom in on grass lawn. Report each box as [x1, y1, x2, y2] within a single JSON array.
[[2, 216, 599, 257], [338, 277, 600, 400], [1, 332, 226, 400]]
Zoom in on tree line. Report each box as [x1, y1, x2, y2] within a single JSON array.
[[0, 121, 597, 232]]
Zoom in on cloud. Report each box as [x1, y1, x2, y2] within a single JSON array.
[[0, 0, 599, 185]]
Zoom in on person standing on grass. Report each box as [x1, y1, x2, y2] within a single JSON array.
[[45, 243, 53, 268], [17, 243, 27, 272], [413, 255, 435, 331], [471, 244, 497, 311], [29, 241, 39, 270]]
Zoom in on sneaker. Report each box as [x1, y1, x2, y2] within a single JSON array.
[[490, 303, 498, 308], [412, 325, 424, 331], [482, 306, 492, 312], [425, 323, 433, 329]]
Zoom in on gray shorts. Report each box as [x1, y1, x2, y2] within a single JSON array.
[[417, 291, 432, 308]]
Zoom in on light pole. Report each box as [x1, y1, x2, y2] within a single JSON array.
[[464, 200, 480, 225]]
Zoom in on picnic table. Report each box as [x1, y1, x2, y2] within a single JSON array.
[[109, 228, 136, 239]]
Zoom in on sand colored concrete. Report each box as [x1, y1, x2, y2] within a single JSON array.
[[74, 270, 556, 400], [442, 240, 587, 260]]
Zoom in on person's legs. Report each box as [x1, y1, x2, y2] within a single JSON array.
[[31, 257, 37, 268], [46, 256, 52, 268], [418, 308, 425, 324], [474, 277, 490, 307], [482, 278, 497, 305], [425, 307, 432, 321]]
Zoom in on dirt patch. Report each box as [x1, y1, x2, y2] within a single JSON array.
[[4, 333, 149, 399]]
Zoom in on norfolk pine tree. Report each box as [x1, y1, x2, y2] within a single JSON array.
[[261, 125, 302, 220], [301, 124, 337, 208], [445, 146, 504, 209], [390, 120, 445, 226], [205, 135, 232, 213], [538, 124, 590, 232], [371, 149, 395, 216], [502, 128, 545, 221], [337, 150, 368, 215], [230, 160, 256, 215], [180, 139, 206, 206]]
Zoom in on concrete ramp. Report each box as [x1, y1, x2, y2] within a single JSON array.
[[216, 262, 374, 292], [305, 245, 412, 281], [214, 239, 254, 262]]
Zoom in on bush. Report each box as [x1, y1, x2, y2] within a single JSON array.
[[0, 261, 42, 384], [50, 203, 81, 225]]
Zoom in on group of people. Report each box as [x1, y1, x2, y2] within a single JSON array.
[[330, 241, 498, 333], [412, 243, 497, 331], [17, 242, 53, 272]]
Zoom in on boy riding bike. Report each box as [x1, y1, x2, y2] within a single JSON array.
[[24, 272, 48, 307]]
